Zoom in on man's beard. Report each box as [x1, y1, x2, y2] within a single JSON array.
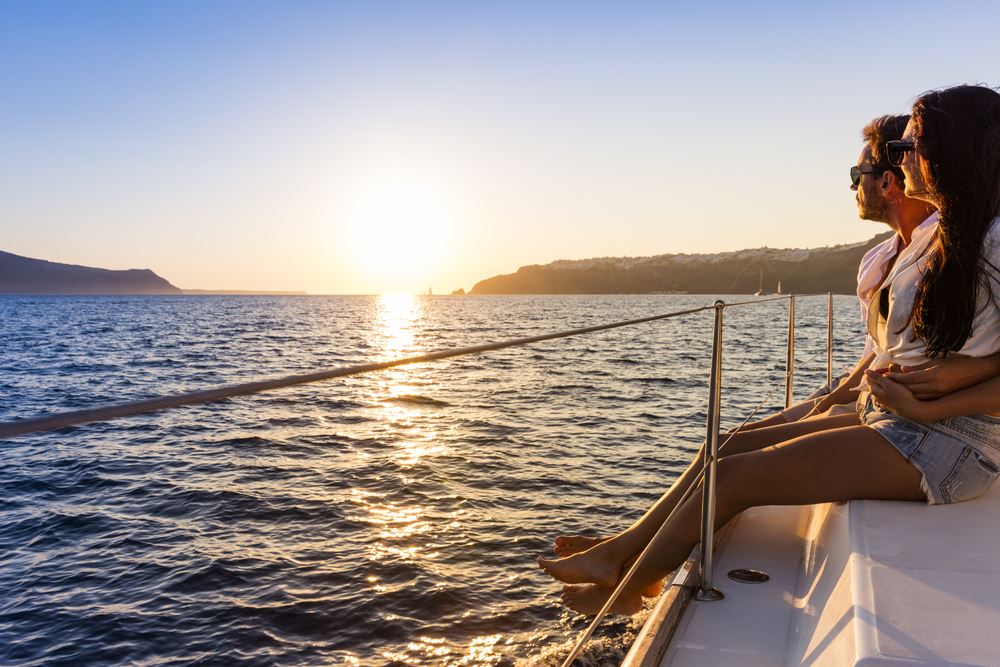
[[860, 194, 891, 223]]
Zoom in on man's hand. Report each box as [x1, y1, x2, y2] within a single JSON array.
[[866, 370, 938, 422], [884, 355, 1000, 399]]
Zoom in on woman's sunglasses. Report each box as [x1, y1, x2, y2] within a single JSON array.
[[884, 139, 915, 167], [851, 166, 883, 187]]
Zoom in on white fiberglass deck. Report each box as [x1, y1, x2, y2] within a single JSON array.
[[654, 480, 1000, 667]]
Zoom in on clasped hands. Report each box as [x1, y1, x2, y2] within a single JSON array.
[[864, 355, 997, 422]]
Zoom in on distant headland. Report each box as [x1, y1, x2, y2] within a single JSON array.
[[0, 251, 304, 295], [467, 232, 893, 295], [3, 233, 895, 297], [179, 289, 308, 295], [0, 250, 182, 295]]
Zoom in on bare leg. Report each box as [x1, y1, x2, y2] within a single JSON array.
[[541, 412, 860, 586], [558, 424, 924, 613], [552, 411, 857, 556]]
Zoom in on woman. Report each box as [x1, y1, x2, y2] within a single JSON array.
[[538, 84, 1000, 615]]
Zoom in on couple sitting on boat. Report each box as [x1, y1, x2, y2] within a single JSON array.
[[538, 84, 1000, 615]]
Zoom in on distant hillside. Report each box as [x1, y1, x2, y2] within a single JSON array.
[[0, 250, 181, 295], [181, 289, 308, 295], [470, 233, 894, 295]]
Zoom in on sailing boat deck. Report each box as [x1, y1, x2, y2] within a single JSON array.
[[625, 481, 1000, 666]]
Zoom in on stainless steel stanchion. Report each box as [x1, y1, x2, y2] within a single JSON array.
[[827, 292, 834, 388], [694, 300, 725, 602], [785, 294, 795, 408]]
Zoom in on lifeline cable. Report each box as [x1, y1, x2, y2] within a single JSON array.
[[0, 303, 738, 439], [1, 297, 811, 440]]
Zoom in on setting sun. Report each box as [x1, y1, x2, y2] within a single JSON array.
[[343, 180, 454, 287]]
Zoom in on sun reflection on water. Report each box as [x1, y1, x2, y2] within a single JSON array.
[[378, 293, 421, 359], [397, 437, 447, 466], [381, 633, 510, 665], [351, 293, 458, 585], [340, 294, 504, 663], [375, 293, 429, 406]]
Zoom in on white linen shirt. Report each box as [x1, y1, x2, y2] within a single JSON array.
[[856, 213, 939, 357], [859, 215, 1000, 397]]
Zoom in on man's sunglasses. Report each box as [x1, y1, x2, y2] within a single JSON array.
[[851, 166, 884, 187], [884, 139, 915, 167]]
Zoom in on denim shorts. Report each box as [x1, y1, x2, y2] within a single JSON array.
[[861, 396, 1000, 505]]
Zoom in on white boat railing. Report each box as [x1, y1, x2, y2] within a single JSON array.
[[558, 292, 836, 666]]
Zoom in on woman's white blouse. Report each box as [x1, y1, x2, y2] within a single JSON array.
[[864, 215, 1000, 381]]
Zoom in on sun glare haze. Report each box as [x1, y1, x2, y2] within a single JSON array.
[[342, 179, 455, 291]]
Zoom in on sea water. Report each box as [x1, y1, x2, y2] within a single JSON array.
[[0, 294, 864, 666]]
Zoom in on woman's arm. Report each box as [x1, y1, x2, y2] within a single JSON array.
[[882, 352, 1000, 399], [867, 367, 1000, 421]]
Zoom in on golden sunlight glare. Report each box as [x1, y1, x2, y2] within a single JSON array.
[[344, 180, 454, 286]]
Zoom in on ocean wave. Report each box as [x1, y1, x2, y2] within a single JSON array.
[[380, 394, 450, 407]]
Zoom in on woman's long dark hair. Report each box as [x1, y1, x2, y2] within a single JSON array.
[[911, 85, 1000, 357]]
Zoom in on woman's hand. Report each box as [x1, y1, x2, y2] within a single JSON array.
[[884, 355, 1000, 399], [865, 369, 939, 422]]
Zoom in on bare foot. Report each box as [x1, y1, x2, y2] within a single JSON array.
[[560, 583, 643, 616], [553, 535, 606, 557], [641, 579, 663, 598], [537, 544, 622, 588], [549, 541, 664, 597]]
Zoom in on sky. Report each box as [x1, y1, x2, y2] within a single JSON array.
[[2, 1, 999, 294]]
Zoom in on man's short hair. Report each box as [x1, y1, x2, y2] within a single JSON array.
[[862, 114, 908, 182]]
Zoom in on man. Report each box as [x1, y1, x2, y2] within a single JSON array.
[[747, 114, 936, 429], [800, 114, 1000, 417]]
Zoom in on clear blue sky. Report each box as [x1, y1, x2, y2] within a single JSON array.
[[2, 1, 998, 293]]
